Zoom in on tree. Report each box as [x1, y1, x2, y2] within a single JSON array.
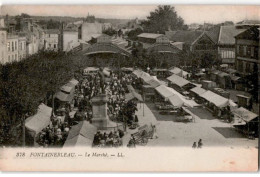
[[103, 27, 117, 36], [142, 5, 186, 33], [0, 50, 93, 146], [127, 28, 143, 41], [20, 13, 31, 18]]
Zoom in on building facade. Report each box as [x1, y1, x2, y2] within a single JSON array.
[[18, 36, 27, 60], [79, 22, 103, 42], [0, 28, 7, 64], [207, 25, 247, 68], [235, 26, 259, 76], [43, 29, 59, 51], [7, 34, 19, 63], [60, 29, 80, 52]]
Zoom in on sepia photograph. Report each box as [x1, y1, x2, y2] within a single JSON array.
[[0, 2, 259, 172]]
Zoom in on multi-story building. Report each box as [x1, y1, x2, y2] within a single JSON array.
[[43, 29, 59, 51], [165, 30, 218, 66], [0, 27, 7, 64], [235, 26, 259, 76], [7, 34, 19, 63], [59, 24, 80, 52], [207, 25, 247, 68], [79, 22, 103, 42], [18, 35, 27, 60]]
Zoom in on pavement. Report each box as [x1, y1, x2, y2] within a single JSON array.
[[129, 102, 258, 149]]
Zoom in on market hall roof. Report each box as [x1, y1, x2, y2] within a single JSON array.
[[206, 25, 247, 45], [83, 42, 131, 57], [165, 30, 204, 44]]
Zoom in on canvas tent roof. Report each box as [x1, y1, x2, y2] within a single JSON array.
[[168, 95, 184, 108], [155, 85, 175, 98], [169, 67, 190, 78], [122, 67, 133, 71], [232, 107, 258, 123], [84, 67, 99, 72], [167, 74, 190, 87], [25, 103, 52, 135], [103, 69, 110, 77], [169, 67, 182, 74], [69, 78, 79, 86], [218, 71, 230, 77], [55, 90, 74, 102], [190, 86, 207, 96], [64, 134, 93, 147], [132, 69, 143, 78], [230, 75, 241, 81], [167, 87, 199, 108], [60, 82, 75, 93], [66, 121, 97, 142], [141, 74, 153, 83], [147, 79, 161, 88], [200, 91, 229, 108], [127, 85, 135, 92], [125, 91, 143, 102]]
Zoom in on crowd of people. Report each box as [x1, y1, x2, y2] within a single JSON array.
[[36, 117, 70, 147], [36, 68, 144, 148], [92, 130, 124, 148]]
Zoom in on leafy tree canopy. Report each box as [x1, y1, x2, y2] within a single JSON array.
[[142, 5, 187, 34]]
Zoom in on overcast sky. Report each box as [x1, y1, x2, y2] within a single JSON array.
[[1, 5, 260, 24]]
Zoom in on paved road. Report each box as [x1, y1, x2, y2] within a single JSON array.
[[132, 102, 258, 148]]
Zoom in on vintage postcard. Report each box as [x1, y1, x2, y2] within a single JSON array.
[[0, 4, 259, 172]]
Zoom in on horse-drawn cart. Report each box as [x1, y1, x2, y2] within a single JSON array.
[[127, 124, 154, 147]]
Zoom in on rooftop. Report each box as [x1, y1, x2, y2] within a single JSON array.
[[165, 30, 204, 44], [137, 33, 164, 39]]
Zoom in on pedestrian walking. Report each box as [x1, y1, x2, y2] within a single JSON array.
[[192, 142, 197, 148], [198, 139, 203, 148]]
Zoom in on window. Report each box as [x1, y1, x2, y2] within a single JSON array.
[[15, 41, 17, 50], [15, 54, 17, 60], [245, 62, 250, 73], [1, 33, 5, 44], [54, 44, 56, 49], [7, 42, 10, 51], [8, 55, 10, 62], [12, 41, 14, 51], [251, 47, 254, 58], [243, 46, 247, 56], [239, 45, 243, 56], [254, 47, 258, 60], [12, 55, 14, 60]]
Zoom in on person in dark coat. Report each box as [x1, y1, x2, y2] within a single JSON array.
[[198, 139, 203, 148], [192, 142, 197, 148]]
